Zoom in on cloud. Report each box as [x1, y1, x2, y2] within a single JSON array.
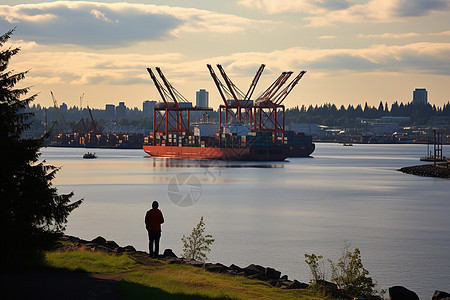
[[238, 0, 450, 26], [357, 32, 422, 39], [0, 1, 269, 47], [11, 41, 450, 90], [319, 35, 337, 39], [431, 30, 450, 36]]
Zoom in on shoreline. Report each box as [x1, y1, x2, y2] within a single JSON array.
[[398, 163, 450, 179]]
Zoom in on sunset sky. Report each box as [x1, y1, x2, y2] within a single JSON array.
[[2, 0, 450, 109]]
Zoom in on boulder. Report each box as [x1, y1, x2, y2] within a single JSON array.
[[91, 236, 106, 245], [280, 275, 288, 280], [104, 240, 120, 249], [243, 264, 265, 277], [123, 245, 137, 252], [389, 286, 419, 300], [316, 280, 345, 298], [184, 260, 205, 268], [287, 280, 308, 290], [433, 290, 450, 300], [205, 263, 228, 273], [265, 267, 281, 280], [248, 273, 267, 281], [163, 249, 177, 258]]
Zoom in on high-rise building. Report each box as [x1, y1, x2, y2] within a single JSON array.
[[196, 89, 209, 108], [413, 88, 428, 105], [116, 101, 126, 119], [143, 100, 156, 117], [105, 104, 115, 120]]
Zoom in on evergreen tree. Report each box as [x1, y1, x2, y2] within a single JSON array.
[[0, 29, 82, 265]]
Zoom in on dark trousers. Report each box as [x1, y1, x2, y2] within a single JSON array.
[[148, 230, 161, 257]]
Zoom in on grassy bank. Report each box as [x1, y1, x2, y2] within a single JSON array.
[[44, 250, 333, 300]]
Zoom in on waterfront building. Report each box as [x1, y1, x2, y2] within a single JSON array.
[[413, 88, 428, 105], [143, 100, 156, 117], [196, 89, 209, 108], [105, 104, 115, 120], [116, 101, 126, 119]]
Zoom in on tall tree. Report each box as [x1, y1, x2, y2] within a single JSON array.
[[0, 29, 82, 265]]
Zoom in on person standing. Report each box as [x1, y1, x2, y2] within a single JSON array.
[[145, 201, 164, 258]]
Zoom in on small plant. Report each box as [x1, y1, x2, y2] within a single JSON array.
[[181, 216, 215, 262], [304, 243, 376, 298], [304, 253, 327, 283], [329, 243, 375, 297]]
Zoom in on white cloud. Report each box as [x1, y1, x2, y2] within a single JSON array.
[[0, 1, 271, 47]]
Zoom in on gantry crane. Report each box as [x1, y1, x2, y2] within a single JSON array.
[[147, 67, 212, 143], [207, 64, 265, 128]]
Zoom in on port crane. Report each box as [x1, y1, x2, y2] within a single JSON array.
[[253, 71, 307, 137], [147, 67, 212, 142], [207, 64, 265, 127]]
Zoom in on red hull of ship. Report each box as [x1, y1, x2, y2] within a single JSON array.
[[143, 145, 288, 161]]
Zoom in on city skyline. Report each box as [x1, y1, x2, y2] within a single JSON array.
[[1, 0, 450, 109]]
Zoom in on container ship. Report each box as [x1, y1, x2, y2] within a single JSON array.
[[143, 65, 315, 161]]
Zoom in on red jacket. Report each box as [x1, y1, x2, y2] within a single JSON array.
[[145, 208, 164, 231]]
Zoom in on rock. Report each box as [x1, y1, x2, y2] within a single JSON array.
[[163, 249, 177, 258], [91, 236, 106, 245], [229, 264, 243, 273], [316, 280, 345, 298], [184, 260, 205, 268], [280, 275, 288, 280], [433, 290, 450, 300], [265, 267, 281, 280], [123, 245, 136, 252], [389, 286, 420, 300], [276, 280, 292, 288], [205, 263, 228, 273], [104, 240, 120, 249], [287, 280, 308, 290], [243, 264, 265, 277], [248, 273, 267, 281]]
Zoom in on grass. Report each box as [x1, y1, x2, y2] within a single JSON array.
[[45, 251, 137, 273], [44, 250, 334, 300]]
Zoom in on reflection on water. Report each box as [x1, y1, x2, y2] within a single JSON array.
[[146, 156, 285, 169], [40, 144, 450, 299]]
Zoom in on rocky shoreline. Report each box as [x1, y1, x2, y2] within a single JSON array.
[[56, 235, 450, 300], [398, 164, 450, 179]]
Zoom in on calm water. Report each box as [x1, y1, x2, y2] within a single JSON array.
[[41, 144, 449, 299]]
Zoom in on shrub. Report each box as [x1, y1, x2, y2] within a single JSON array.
[[181, 216, 215, 262]]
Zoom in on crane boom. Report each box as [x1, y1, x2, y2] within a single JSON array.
[[256, 72, 292, 104], [244, 64, 265, 102], [207, 64, 229, 106], [216, 64, 245, 107], [147, 67, 170, 105], [273, 71, 306, 105], [50, 91, 67, 125]]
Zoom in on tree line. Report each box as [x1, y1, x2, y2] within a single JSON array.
[[286, 101, 450, 127]]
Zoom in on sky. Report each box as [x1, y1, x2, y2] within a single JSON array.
[[1, 0, 450, 110]]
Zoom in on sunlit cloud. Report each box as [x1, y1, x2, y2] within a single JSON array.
[[11, 41, 450, 89], [319, 35, 337, 39], [0, 1, 271, 47], [238, 0, 450, 26], [357, 32, 422, 39]]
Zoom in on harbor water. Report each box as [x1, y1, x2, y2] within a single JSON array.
[[41, 143, 450, 299]]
